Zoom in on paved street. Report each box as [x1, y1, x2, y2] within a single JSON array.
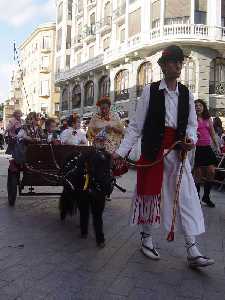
[[0, 153, 225, 300]]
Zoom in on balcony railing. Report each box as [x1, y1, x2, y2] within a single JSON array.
[[87, 0, 96, 7], [99, 16, 112, 29], [150, 24, 209, 40], [113, 4, 126, 20], [39, 66, 50, 73], [84, 24, 96, 38], [74, 34, 82, 45], [209, 81, 225, 95]]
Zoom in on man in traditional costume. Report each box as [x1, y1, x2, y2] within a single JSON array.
[[114, 45, 214, 268]]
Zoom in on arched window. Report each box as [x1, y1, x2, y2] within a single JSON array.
[[99, 76, 110, 98], [210, 58, 225, 94], [181, 58, 196, 93], [61, 87, 69, 111], [72, 84, 81, 108], [137, 62, 152, 97], [115, 70, 129, 101], [84, 81, 94, 106]]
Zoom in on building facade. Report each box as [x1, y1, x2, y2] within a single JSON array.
[[19, 22, 60, 117], [3, 70, 24, 127], [55, 0, 225, 119]]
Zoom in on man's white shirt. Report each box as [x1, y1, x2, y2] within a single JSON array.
[[117, 79, 198, 158]]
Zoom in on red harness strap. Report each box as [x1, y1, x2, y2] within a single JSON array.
[[137, 127, 177, 196]]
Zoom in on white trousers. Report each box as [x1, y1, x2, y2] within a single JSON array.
[[131, 150, 205, 237]]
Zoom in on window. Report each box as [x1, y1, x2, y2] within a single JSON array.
[[72, 85, 81, 108], [115, 69, 129, 101], [56, 57, 61, 74], [61, 87, 69, 111], [78, 0, 83, 12], [66, 25, 72, 49], [99, 76, 110, 98], [77, 52, 82, 64], [128, 8, 141, 37], [42, 36, 50, 49], [195, 0, 207, 24], [120, 28, 125, 43], [89, 45, 94, 58], [181, 58, 196, 93], [41, 56, 49, 68], [151, 0, 160, 28], [165, 0, 190, 25], [103, 37, 110, 50], [137, 62, 152, 96], [210, 58, 225, 94], [55, 103, 60, 114], [222, 0, 225, 26], [90, 12, 95, 25], [40, 80, 49, 97], [68, 0, 73, 20], [66, 55, 70, 70], [57, 28, 62, 51], [104, 1, 111, 19], [84, 81, 94, 106], [57, 2, 63, 24]]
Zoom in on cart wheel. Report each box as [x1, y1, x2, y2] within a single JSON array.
[[7, 170, 19, 206]]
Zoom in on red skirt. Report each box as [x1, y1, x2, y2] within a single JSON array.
[[137, 127, 177, 196]]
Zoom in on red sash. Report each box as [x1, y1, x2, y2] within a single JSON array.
[[137, 127, 177, 196]]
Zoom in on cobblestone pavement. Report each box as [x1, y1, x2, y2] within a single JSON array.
[[0, 152, 225, 300]]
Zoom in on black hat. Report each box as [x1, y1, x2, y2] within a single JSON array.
[[158, 45, 185, 65]]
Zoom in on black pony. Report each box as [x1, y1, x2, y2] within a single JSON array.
[[59, 149, 115, 247]]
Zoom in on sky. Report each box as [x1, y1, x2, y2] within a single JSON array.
[[0, 0, 56, 103]]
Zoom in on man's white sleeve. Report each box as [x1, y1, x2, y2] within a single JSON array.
[[116, 86, 150, 158], [186, 91, 198, 144]]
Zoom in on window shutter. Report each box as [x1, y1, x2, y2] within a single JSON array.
[[151, 0, 160, 22], [222, 0, 225, 17], [195, 0, 207, 12], [165, 0, 191, 18], [128, 8, 141, 37]]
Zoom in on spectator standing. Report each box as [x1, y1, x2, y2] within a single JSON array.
[[5, 110, 23, 155], [194, 99, 220, 208], [87, 97, 124, 154]]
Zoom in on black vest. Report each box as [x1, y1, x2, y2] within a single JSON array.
[[141, 81, 190, 161]]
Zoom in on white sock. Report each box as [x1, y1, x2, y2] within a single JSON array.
[[140, 224, 154, 249], [184, 235, 202, 257]]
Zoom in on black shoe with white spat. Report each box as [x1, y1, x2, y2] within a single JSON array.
[[140, 232, 160, 260]]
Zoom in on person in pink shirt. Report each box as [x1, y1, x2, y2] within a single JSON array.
[[194, 99, 220, 207]]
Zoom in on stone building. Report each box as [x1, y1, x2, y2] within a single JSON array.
[[55, 0, 225, 119], [19, 22, 60, 117]]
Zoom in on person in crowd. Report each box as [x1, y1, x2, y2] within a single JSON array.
[[213, 116, 223, 138], [113, 45, 214, 268], [39, 116, 46, 131], [17, 112, 45, 143], [5, 110, 23, 155], [87, 96, 124, 154], [45, 118, 61, 144], [194, 100, 221, 208], [0, 127, 4, 150], [60, 117, 69, 133], [60, 113, 87, 145]]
